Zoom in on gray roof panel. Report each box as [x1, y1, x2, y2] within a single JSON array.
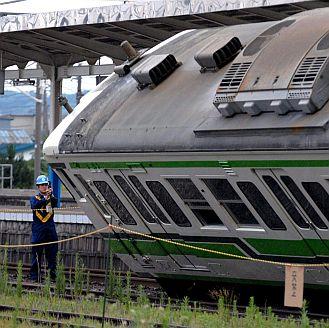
[[54, 9, 329, 154]]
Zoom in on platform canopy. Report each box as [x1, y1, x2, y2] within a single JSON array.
[[0, 0, 328, 69]]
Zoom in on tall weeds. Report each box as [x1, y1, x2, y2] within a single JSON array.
[[73, 253, 85, 298], [55, 252, 66, 297], [0, 248, 9, 295]]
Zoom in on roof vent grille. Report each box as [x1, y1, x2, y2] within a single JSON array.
[[194, 37, 242, 73], [132, 54, 182, 90], [218, 62, 252, 92], [291, 56, 327, 88]]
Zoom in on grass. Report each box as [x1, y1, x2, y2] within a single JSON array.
[[0, 286, 328, 327], [1, 252, 329, 327]]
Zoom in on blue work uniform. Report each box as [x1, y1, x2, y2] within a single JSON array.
[[30, 193, 58, 281]]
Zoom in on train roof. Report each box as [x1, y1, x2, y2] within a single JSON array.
[[44, 8, 329, 156]]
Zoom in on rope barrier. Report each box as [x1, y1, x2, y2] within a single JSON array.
[[0, 214, 329, 268], [106, 224, 329, 269], [0, 225, 110, 249], [0, 207, 81, 213]]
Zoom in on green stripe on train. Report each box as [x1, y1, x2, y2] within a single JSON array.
[[245, 238, 329, 257], [109, 238, 329, 258], [110, 239, 244, 259], [70, 159, 329, 169]]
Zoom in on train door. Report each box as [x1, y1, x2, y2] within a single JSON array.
[[254, 169, 329, 258], [104, 168, 204, 271], [74, 169, 154, 269]]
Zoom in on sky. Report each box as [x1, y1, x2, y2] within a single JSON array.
[[0, 58, 112, 116], [0, 75, 98, 116], [0, 1, 122, 116]]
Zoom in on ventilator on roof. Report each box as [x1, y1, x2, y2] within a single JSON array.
[[213, 14, 329, 117], [194, 37, 242, 73], [132, 54, 181, 89]]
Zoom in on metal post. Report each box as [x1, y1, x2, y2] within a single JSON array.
[[0, 164, 13, 188], [9, 164, 12, 189], [42, 84, 49, 138], [34, 77, 42, 183], [48, 167, 61, 207], [102, 218, 113, 327], [49, 77, 62, 132], [0, 69, 4, 95], [76, 75, 82, 106], [49, 72, 62, 205]]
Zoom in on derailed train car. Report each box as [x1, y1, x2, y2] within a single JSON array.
[[44, 8, 329, 293]]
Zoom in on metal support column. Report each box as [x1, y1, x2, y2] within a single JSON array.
[[102, 219, 113, 327], [34, 77, 42, 183], [49, 72, 62, 206], [49, 77, 62, 132], [76, 75, 83, 106], [42, 84, 49, 138]]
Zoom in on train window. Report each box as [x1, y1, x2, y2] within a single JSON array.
[[203, 178, 240, 201], [58, 169, 83, 198], [263, 176, 309, 229], [167, 178, 206, 200], [281, 177, 327, 229], [202, 178, 259, 225], [167, 178, 224, 226], [192, 208, 223, 225], [114, 175, 156, 224], [302, 182, 329, 222], [94, 180, 136, 225], [146, 181, 192, 227], [237, 181, 286, 230], [128, 176, 170, 224], [226, 203, 260, 225], [74, 174, 110, 215]]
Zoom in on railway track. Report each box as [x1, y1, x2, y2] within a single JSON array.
[[5, 264, 329, 323], [195, 300, 329, 322], [0, 304, 188, 327], [6, 278, 329, 324], [1, 296, 328, 327], [7, 263, 159, 287], [9, 279, 161, 300]]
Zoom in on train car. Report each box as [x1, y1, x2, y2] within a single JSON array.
[[44, 8, 329, 294]]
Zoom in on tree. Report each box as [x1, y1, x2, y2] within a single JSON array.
[[0, 145, 34, 189]]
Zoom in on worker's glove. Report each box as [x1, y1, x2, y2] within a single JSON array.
[[45, 188, 53, 199]]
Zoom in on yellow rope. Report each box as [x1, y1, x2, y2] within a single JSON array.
[[0, 219, 328, 268], [107, 224, 329, 269], [0, 226, 110, 248], [0, 207, 82, 213]]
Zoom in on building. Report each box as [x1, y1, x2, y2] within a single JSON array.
[[9, 114, 35, 138], [0, 115, 33, 156]]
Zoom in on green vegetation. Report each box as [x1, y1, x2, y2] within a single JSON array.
[[0, 251, 328, 327], [73, 253, 85, 298], [0, 290, 328, 327], [0, 144, 48, 189], [0, 248, 9, 295], [16, 260, 23, 299], [55, 253, 66, 297]]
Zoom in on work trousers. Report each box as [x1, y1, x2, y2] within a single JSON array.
[[30, 243, 58, 281]]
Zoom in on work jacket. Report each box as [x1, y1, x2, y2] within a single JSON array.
[[30, 193, 58, 243]]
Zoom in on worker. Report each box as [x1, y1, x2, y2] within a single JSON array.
[[30, 175, 58, 282]]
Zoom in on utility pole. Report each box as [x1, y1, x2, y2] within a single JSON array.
[[48, 71, 62, 206], [42, 83, 49, 138], [76, 75, 83, 106], [34, 77, 42, 183]]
